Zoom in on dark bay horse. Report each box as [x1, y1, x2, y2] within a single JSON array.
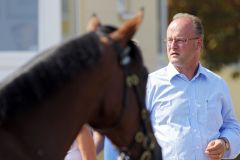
[[0, 9, 162, 160]]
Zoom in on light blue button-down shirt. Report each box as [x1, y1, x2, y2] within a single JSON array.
[[146, 63, 240, 160]]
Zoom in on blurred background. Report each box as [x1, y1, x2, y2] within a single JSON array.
[[0, 0, 239, 159]]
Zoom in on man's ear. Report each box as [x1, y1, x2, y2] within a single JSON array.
[[194, 36, 202, 50]]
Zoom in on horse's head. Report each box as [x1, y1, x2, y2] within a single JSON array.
[[0, 8, 161, 160], [87, 9, 162, 160]]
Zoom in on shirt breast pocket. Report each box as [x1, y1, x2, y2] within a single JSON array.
[[154, 99, 190, 126], [197, 99, 223, 130], [207, 99, 223, 130], [196, 100, 207, 123]]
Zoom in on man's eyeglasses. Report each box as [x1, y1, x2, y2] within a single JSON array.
[[165, 37, 199, 45]]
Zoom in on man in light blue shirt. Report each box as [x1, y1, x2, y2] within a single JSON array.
[[146, 13, 240, 160]]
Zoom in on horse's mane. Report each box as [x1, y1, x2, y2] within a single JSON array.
[[0, 32, 101, 122]]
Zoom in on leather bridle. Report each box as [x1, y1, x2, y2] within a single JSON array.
[[95, 30, 157, 160]]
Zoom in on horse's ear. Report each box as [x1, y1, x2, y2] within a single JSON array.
[[86, 14, 101, 32], [110, 8, 144, 44]]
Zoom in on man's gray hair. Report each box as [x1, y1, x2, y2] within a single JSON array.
[[173, 13, 204, 38]]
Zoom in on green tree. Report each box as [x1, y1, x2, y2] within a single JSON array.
[[168, 0, 240, 78]]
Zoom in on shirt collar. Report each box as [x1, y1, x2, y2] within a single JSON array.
[[193, 64, 208, 80], [167, 63, 180, 81], [167, 63, 208, 81]]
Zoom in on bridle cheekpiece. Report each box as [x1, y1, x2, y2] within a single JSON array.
[[95, 30, 156, 160]]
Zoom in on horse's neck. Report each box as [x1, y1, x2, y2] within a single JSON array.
[[0, 129, 32, 160], [1, 47, 117, 159], [4, 75, 105, 160]]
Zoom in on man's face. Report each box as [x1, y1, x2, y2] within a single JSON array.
[[166, 18, 201, 68]]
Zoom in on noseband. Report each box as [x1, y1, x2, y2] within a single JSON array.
[[95, 30, 156, 160]]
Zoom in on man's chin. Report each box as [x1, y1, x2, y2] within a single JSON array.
[[170, 60, 181, 66]]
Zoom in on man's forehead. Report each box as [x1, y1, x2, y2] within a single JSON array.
[[167, 18, 193, 34]]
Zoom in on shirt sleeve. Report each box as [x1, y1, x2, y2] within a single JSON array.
[[219, 79, 240, 159]]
